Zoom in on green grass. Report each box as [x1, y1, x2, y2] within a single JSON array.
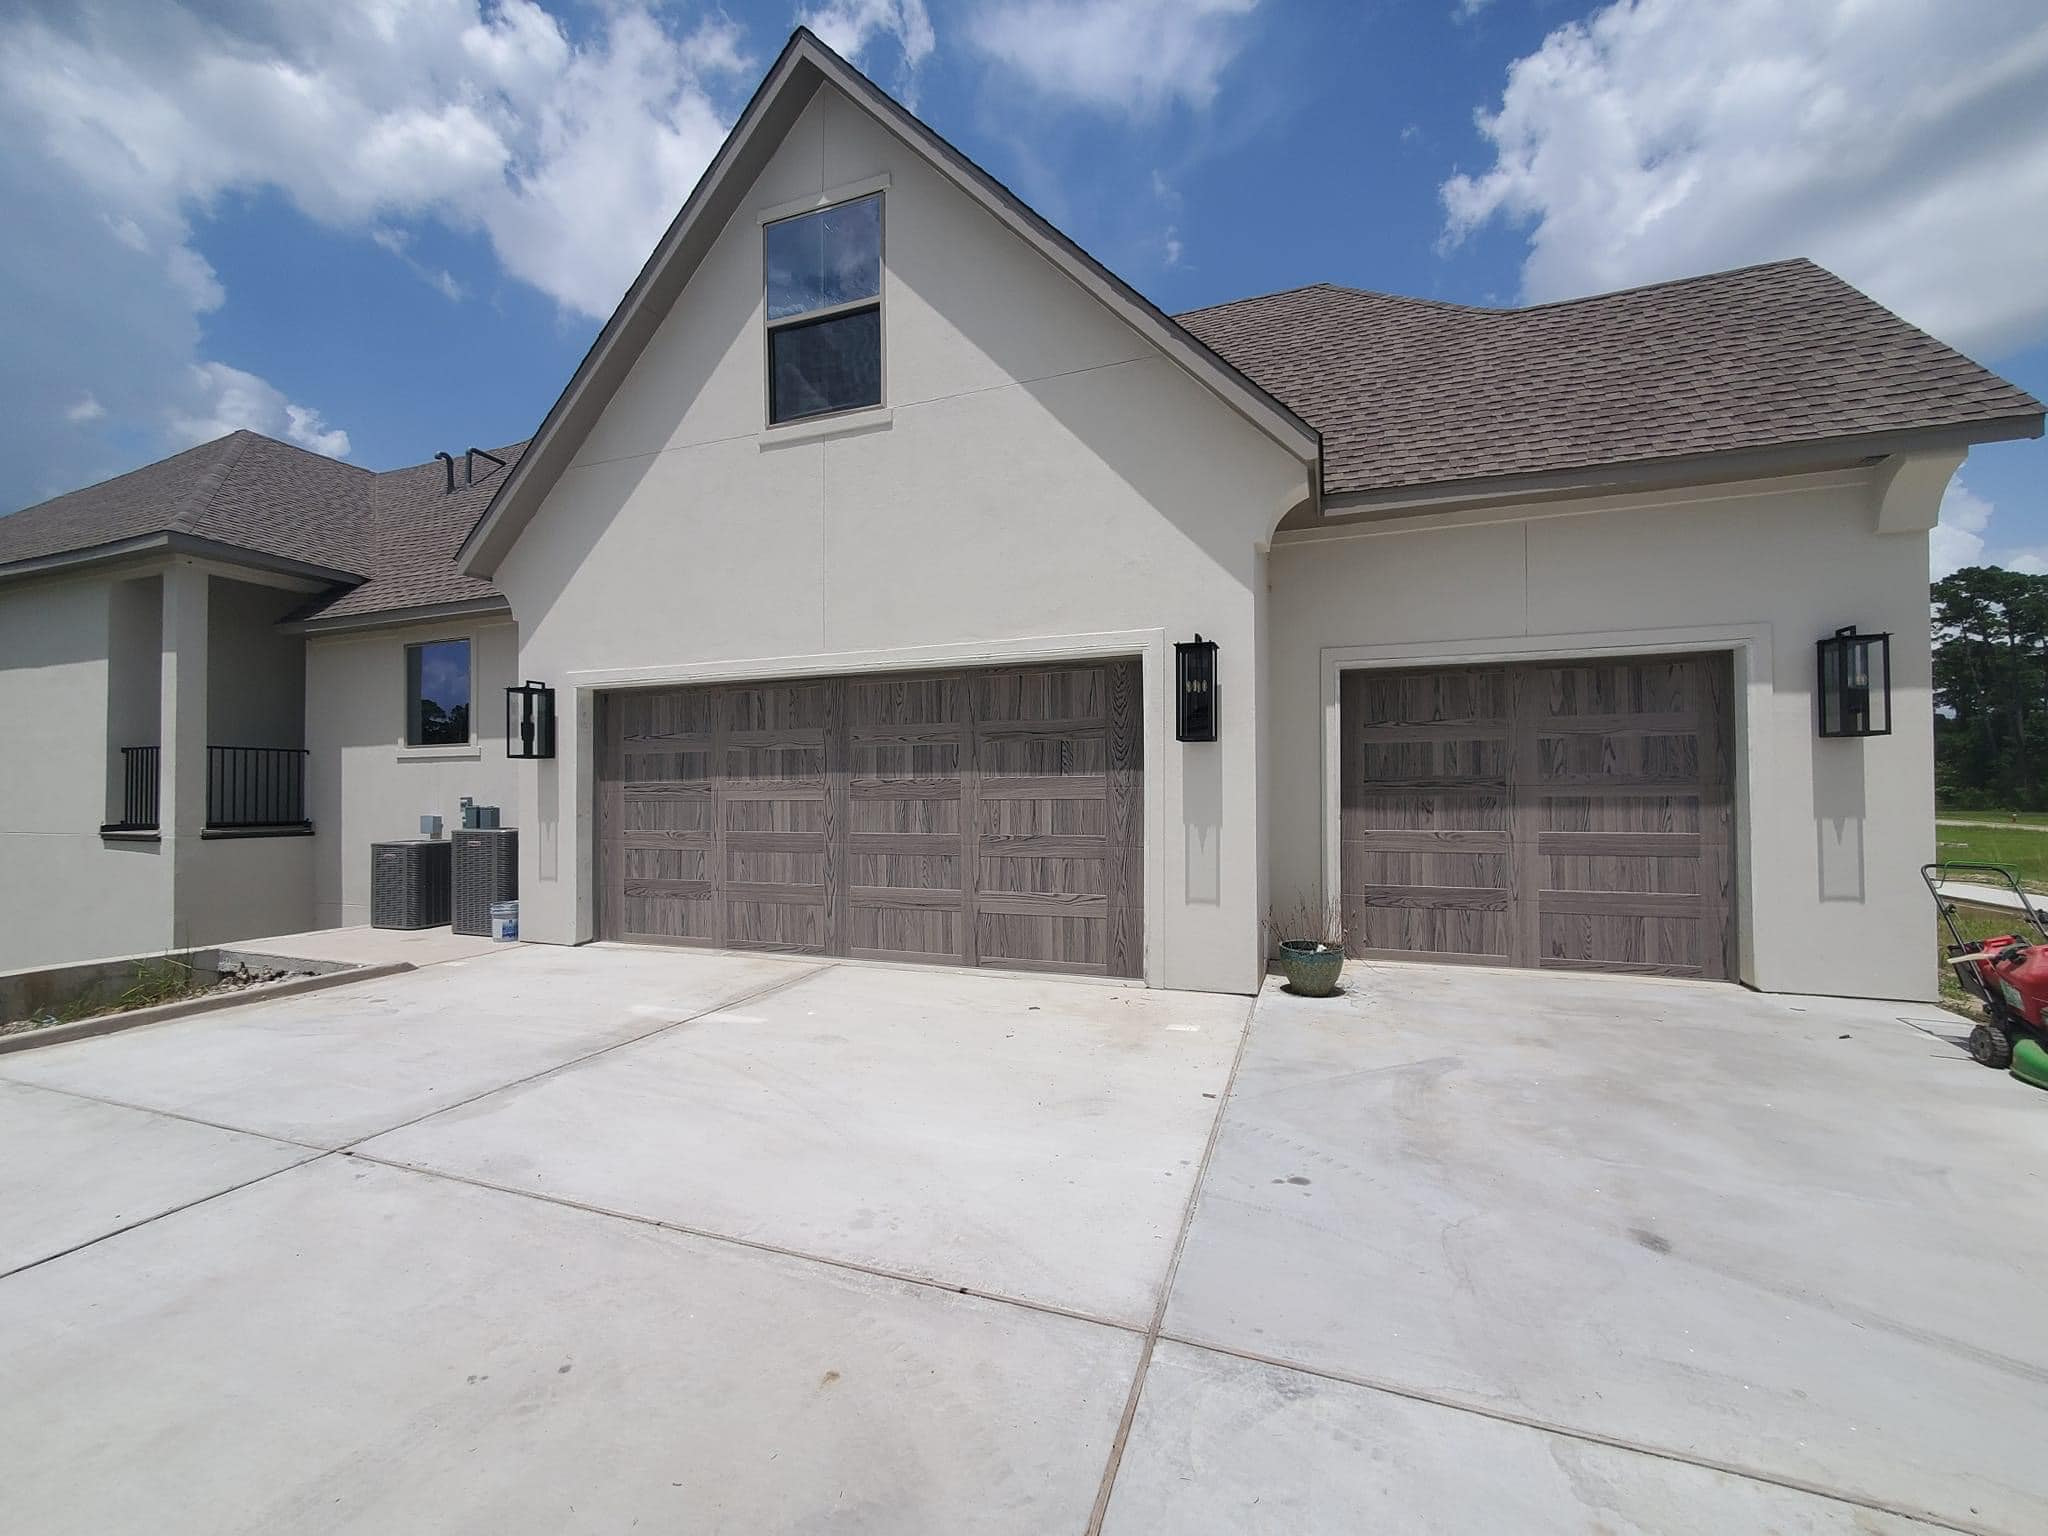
[[1937, 807, 2048, 826], [1932, 825, 2048, 894]]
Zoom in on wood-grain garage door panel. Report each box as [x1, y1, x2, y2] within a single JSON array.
[[846, 672, 967, 965], [599, 659, 1142, 978], [718, 680, 832, 955], [1340, 668, 1513, 964], [608, 688, 716, 944], [1342, 654, 1733, 979]]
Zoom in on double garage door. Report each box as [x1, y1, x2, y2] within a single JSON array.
[[597, 659, 1143, 977], [1342, 652, 1735, 978]]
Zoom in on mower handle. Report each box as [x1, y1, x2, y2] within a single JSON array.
[[1922, 861, 2048, 948]]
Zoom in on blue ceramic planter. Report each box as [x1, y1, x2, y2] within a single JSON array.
[[1278, 939, 1343, 997]]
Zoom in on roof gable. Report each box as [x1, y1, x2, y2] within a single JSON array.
[[456, 28, 1318, 579]]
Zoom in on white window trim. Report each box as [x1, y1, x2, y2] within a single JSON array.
[[761, 183, 887, 431], [398, 632, 479, 756], [755, 173, 891, 227]]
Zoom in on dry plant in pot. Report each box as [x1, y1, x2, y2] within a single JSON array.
[[1268, 897, 1346, 997]]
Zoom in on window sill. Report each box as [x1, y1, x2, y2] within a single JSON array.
[[396, 743, 483, 762], [202, 823, 315, 840], [99, 826, 160, 843], [757, 404, 893, 449]]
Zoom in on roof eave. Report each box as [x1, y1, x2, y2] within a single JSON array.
[[1317, 414, 2045, 521], [290, 593, 513, 636], [457, 29, 1318, 581], [0, 530, 367, 590]]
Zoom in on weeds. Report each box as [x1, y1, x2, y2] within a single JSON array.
[[1266, 894, 1345, 950]]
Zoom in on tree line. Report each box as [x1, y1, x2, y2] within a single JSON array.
[[1933, 566, 2048, 809]]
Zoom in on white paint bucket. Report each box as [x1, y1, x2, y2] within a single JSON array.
[[490, 901, 519, 943]]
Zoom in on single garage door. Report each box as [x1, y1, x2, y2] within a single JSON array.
[[1341, 652, 1734, 978], [597, 659, 1143, 977]]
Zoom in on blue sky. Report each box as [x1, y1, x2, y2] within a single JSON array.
[[4, 0, 2045, 574]]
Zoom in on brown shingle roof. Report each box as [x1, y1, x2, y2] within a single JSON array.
[[295, 444, 527, 623], [0, 430, 525, 624], [0, 430, 373, 571], [1177, 258, 2044, 500]]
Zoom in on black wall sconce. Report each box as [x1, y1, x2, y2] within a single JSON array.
[[1816, 626, 1891, 738], [1176, 635, 1218, 742], [505, 680, 557, 759]]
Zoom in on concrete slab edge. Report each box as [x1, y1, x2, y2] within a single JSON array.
[[0, 962, 414, 1057]]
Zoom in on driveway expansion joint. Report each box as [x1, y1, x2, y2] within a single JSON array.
[[346, 1150, 1152, 1337], [1144, 1336, 2003, 1536], [329, 960, 835, 1155], [0, 1147, 334, 1286], [1083, 990, 1261, 1535]]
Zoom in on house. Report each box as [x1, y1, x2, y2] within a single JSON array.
[[0, 29, 2039, 1000]]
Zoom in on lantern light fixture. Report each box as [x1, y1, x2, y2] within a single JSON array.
[[1816, 626, 1891, 738], [505, 679, 557, 759], [1176, 635, 1218, 743]]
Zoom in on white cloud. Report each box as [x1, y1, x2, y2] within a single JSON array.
[[2005, 548, 2048, 576], [1439, 0, 2048, 357], [371, 226, 466, 303], [164, 244, 223, 314], [800, 0, 936, 90], [970, 0, 1259, 116], [1932, 479, 1994, 578], [1930, 477, 2048, 578], [168, 363, 352, 459], [0, 1, 761, 507], [64, 394, 105, 424]]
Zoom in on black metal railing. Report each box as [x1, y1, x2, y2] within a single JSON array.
[[207, 746, 309, 829], [115, 745, 160, 830]]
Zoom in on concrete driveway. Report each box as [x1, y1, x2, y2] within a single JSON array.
[[1, 947, 2042, 1534]]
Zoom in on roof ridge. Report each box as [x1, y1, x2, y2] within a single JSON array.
[[1179, 258, 1828, 324], [1174, 282, 1345, 318], [2, 431, 235, 520], [164, 429, 255, 534], [1492, 256, 1822, 316]]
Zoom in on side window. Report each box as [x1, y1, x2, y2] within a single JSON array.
[[405, 638, 471, 747], [765, 193, 882, 424]]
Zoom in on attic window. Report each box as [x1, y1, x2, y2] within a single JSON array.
[[765, 193, 882, 424]]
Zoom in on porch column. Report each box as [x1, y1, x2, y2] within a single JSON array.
[[160, 560, 209, 839]]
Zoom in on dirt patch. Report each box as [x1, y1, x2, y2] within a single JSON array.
[[2, 959, 316, 1039]]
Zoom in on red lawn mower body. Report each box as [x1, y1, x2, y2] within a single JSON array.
[[1953, 936, 2048, 1029], [1923, 861, 2048, 1069]]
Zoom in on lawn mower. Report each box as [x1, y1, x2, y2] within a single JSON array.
[[1923, 861, 2048, 1089]]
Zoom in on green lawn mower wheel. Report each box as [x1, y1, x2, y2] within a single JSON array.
[[2013, 1036, 2048, 1092]]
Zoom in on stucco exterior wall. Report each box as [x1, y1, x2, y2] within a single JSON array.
[[104, 575, 161, 825], [175, 831, 315, 948], [489, 84, 1305, 993], [1266, 466, 1942, 1001], [305, 617, 521, 929], [207, 576, 305, 748], [0, 573, 174, 969]]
